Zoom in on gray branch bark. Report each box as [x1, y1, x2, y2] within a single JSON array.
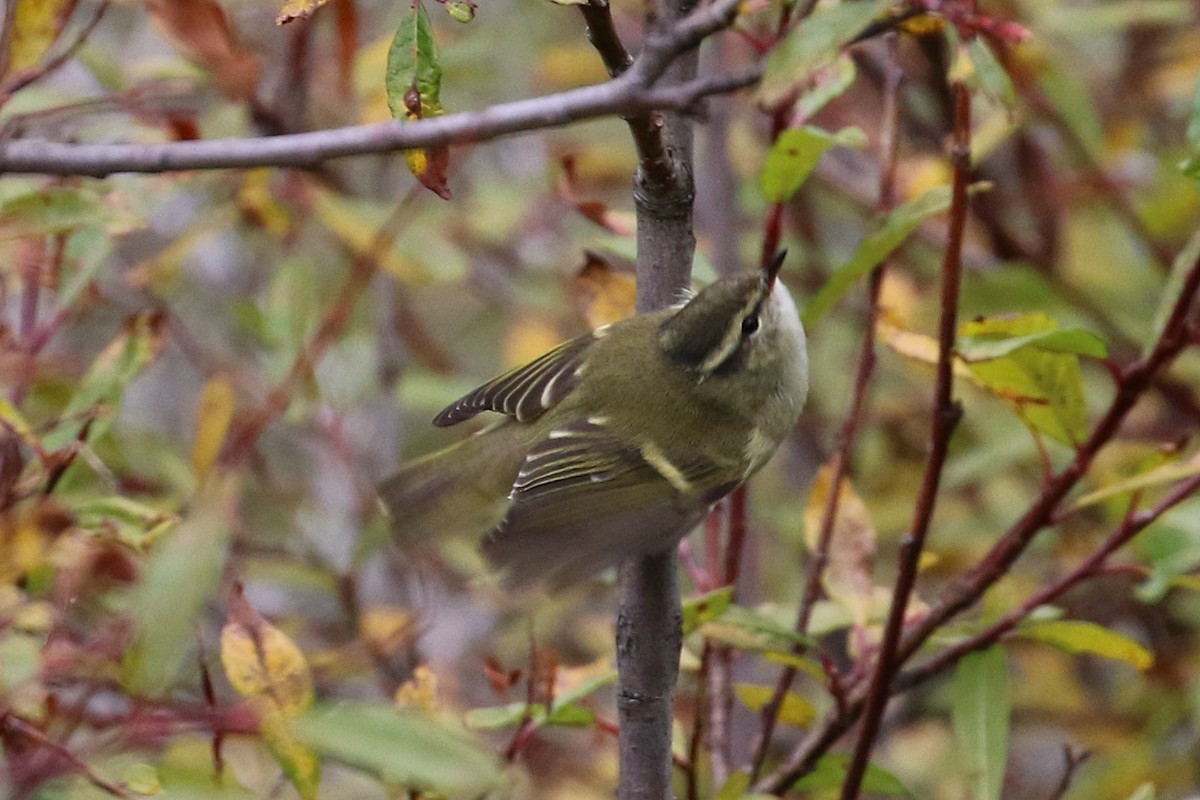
[[0, 0, 752, 178], [617, 0, 700, 796]]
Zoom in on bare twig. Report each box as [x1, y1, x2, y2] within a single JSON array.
[[0, 0, 753, 178], [1045, 745, 1091, 800], [837, 80, 971, 800], [748, 38, 905, 779], [896, 471, 1200, 693]]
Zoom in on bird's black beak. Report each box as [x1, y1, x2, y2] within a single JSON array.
[[764, 250, 786, 290]]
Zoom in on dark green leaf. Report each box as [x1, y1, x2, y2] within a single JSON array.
[[296, 702, 501, 794], [952, 646, 1010, 800], [803, 186, 954, 325]]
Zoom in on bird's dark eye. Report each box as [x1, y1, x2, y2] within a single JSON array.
[[741, 315, 760, 335]]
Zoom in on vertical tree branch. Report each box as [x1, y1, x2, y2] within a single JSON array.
[[837, 80, 971, 800], [606, 0, 698, 795]]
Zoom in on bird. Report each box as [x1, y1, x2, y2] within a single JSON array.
[[378, 252, 808, 588]]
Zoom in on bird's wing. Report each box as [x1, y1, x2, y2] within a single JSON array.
[[483, 418, 736, 587], [433, 334, 595, 427]]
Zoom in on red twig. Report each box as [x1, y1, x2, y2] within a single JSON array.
[[748, 38, 905, 779], [837, 80, 972, 800], [897, 472, 1200, 692], [0, 712, 134, 798]]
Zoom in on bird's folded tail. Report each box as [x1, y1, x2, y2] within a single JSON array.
[[378, 431, 519, 550]]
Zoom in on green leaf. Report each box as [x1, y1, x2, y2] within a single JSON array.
[[296, 702, 501, 795], [1147, 226, 1200, 355], [697, 603, 815, 655], [952, 646, 1010, 800], [1134, 507, 1200, 602], [715, 771, 751, 800], [682, 586, 734, 634], [123, 474, 237, 695], [465, 669, 616, 730], [958, 327, 1108, 362], [1018, 619, 1154, 670], [1180, 76, 1200, 178], [43, 311, 166, 455], [386, 3, 443, 121], [444, 0, 474, 21], [803, 186, 954, 325], [733, 684, 815, 727], [760, 126, 866, 203], [0, 186, 142, 242], [959, 313, 1092, 445], [966, 38, 1016, 109], [75, 495, 179, 548], [791, 753, 915, 797], [1073, 452, 1200, 510], [796, 54, 857, 121], [757, 0, 888, 107]]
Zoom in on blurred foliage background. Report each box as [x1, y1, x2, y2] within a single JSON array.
[[2, 0, 1200, 798]]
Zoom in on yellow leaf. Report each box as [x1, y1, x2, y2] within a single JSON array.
[[734, 684, 816, 727], [404, 148, 429, 179], [260, 707, 322, 800], [394, 664, 439, 713], [572, 253, 637, 327], [191, 376, 235, 484], [237, 170, 290, 237], [121, 763, 162, 795], [7, 0, 73, 74], [1019, 619, 1154, 671], [221, 588, 314, 717], [276, 0, 332, 24], [803, 463, 876, 627], [359, 606, 418, 657]]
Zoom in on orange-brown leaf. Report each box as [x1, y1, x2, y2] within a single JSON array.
[[571, 252, 637, 327], [147, 0, 261, 101]]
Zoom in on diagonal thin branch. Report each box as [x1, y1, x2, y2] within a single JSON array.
[[0, 0, 753, 178], [835, 79, 971, 800]]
